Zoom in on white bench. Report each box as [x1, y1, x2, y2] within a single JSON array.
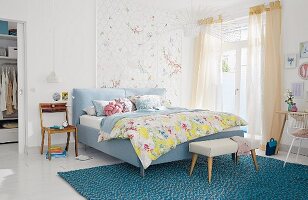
[[189, 138, 259, 183]]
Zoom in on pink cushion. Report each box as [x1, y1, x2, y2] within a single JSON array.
[[291, 129, 308, 138], [104, 101, 123, 116]]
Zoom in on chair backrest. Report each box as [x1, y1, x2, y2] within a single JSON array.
[[287, 112, 308, 134], [39, 103, 68, 128]]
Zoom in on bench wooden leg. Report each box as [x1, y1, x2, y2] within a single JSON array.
[[208, 157, 213, 183], [232, 153, 236, 161], [189, 153, 198, 176], [232, 153, 239, 164], [236, 153, 239, 164], [251, 149, 258, 171]]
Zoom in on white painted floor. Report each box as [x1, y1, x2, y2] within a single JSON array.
[[0, 143, 307, 200]]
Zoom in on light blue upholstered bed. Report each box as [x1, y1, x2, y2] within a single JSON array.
[[72, 88, 244, 176]]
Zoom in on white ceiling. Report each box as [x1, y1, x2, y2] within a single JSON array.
[[136, 0, 271, 20], [136, 0, 270, 10]]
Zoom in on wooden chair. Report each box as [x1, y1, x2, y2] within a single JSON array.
[[39, 103, 78, 160]]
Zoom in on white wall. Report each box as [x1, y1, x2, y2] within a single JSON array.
[[1, 0, 306, 149], [181, 37, 195, 107], [0, 0, 96, 147], [281, 0, 308, 148]]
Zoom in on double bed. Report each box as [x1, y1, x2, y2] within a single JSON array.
[[72, 88, 245, 176]]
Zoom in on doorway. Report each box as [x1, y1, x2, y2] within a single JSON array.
[[0, 19, 27, 154], [222, 40, 248, 120]]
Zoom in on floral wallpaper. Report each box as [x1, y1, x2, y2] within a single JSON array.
[[96, 0, 183, 103]]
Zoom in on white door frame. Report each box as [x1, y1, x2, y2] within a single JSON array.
[[222, 40, 247, 115], [0, 18, 28, 154]]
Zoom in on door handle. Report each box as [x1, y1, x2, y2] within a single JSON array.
[[235, 88, 239, 95]]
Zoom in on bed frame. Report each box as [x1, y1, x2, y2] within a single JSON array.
[[72, 88, 244, 176]]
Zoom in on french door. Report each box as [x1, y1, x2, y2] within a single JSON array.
[[222, 41, 247, 120]]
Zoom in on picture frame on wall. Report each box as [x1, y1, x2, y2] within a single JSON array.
[[298, 62, 308, 80], [285, 54, 297, 68], [61, 92, 68, 101], [291, 82, 304, 99], [299, 41, 308, 58]]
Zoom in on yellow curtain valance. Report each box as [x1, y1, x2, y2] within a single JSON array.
[[249, 0, 281, 15], [198, 15, 222, 25]]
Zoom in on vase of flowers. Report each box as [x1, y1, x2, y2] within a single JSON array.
[[285, 90, 295, 112], [291, 103, 298, 112]]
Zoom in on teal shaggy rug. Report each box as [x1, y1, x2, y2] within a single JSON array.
[[58, 155, 308, 200]]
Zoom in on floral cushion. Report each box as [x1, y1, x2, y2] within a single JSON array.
[[291, 129, 308, 138], [114, 98, 134, 113], [135, 95, 162, 110], [128, 95, 172, 110], [104, 101, 123, 116]]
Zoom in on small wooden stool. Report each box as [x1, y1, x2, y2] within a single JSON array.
[[189, 138, 259, 183], [39, 103, 78, 160]]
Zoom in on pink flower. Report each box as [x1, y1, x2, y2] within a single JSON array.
[[144, 144, 151, 151], [128, 134, 134, 139]]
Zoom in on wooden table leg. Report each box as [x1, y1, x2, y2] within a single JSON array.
[[189, 153, 198, 176], [48, 133, 51, 161], [74, 128, 78, 157], [65, 132, 70, 151], [251, 149, 259, 171], [208, 157, 213, 183], [275, 114, 287, 154]]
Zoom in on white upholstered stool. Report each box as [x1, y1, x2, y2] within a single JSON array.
[[189, 138, 259, 183]]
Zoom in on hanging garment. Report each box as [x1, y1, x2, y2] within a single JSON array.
[[12, 69, 17, 109], [6, 79, 14, 115], [0, 71, 7, 112], [0, 73, 3, 120]]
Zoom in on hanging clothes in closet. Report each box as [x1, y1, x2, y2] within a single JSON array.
[[0, 63, 18, 119]]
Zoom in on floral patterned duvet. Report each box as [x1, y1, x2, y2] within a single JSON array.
[[98, 110, 247, 169]]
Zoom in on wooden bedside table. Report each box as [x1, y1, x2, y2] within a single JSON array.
[[39, 103, 78, 160]]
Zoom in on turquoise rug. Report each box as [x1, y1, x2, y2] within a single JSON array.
[[58, 155, 308, 200]]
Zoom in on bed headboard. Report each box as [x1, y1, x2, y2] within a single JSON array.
[[72, 88, 166, 125]]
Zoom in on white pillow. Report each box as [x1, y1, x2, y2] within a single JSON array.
[[83, 106, 96, 116], [92, 100, 111, 116]]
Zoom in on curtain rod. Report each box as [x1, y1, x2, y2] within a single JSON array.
[[222, 16, 248, 24], [198, 15, 222, 25], [250, 0, 281, 15]]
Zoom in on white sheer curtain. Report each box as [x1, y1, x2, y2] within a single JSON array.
[[247, 7, 264, 140], [262, 2, 282, 146], [191, 24, 223, 111], [247, 2, 282, 145]]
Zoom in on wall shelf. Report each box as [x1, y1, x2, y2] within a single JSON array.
[[0, 118, 18, 121], [0, 34, 17, 41], [0, 56, 17, 61]]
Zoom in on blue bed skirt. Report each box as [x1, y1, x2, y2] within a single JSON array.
[[77, 124, 244, 169]]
